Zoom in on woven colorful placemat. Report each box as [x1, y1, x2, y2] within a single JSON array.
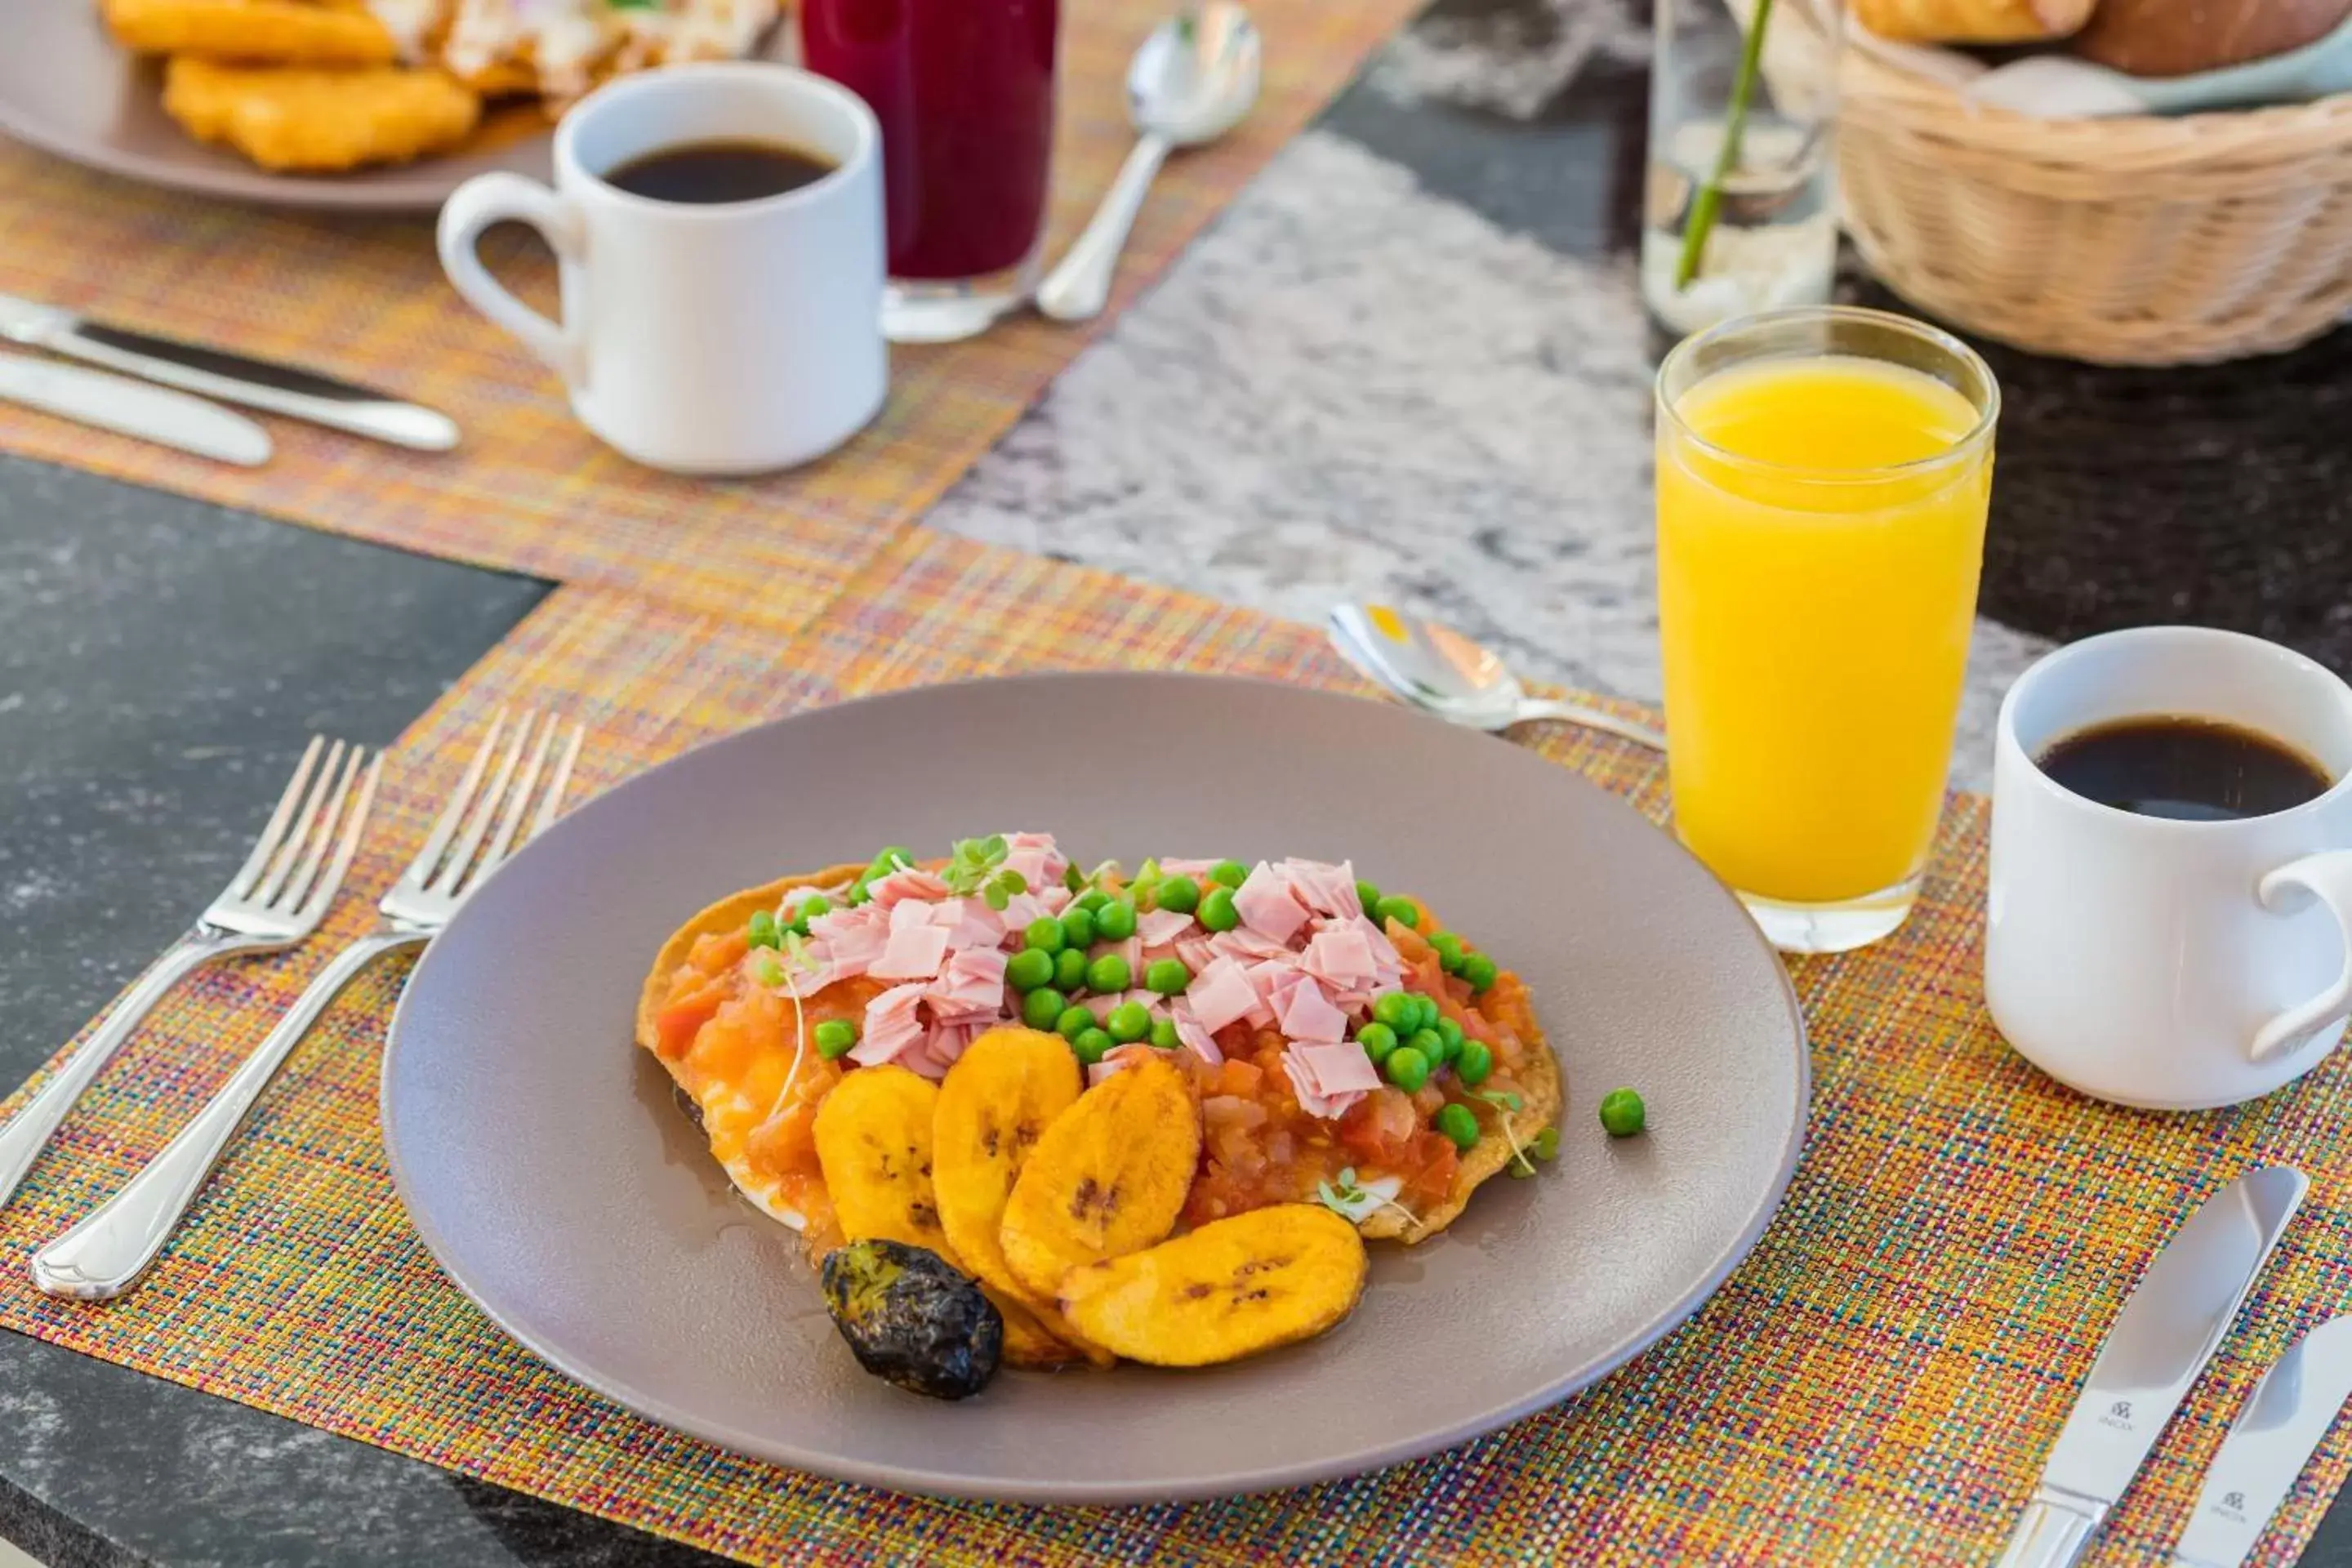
[[3, 533, 2350, 1566], [0, 0, 1413, 616]]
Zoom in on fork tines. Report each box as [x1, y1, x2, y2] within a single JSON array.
[[212, 737, 381, 936], [399, 709, 584, 901]]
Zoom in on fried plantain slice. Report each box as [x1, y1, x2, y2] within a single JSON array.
[[990, 1290, 1089, 1370], [1057, 1205, 1369, 1367], [999, 1054, 1199, 1303], [163, 57, 480, 172], [105, 0, 402, 65], [933, 1028, 1107, 1365], [812, 1065, 955, 1259]]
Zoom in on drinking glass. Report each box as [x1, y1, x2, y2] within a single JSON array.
[[801, 0, 1060, 343], [1655, 306, 2000, 953]]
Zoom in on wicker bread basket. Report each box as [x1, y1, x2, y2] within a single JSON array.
[[1837, 48, 2352, 364]]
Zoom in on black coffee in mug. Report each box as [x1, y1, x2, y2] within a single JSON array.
[[2037, 715, 2334, 822], [604, 139, 835, 204]]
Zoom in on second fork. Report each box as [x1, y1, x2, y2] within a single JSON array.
[[30, 709, 583, 1302]]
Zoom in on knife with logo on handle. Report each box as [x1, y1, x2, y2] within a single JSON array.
[[1999, 1166, 2309, 1568], [0, 350, 271, 466], [2172, 1316, 2352, 1568], [0, 292, 457, 452]]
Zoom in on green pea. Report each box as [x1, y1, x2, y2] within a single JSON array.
[[1209, 859, 1248, 889], [1061, 906, 1098, 950], [1006, 949, 1054, 992], [1022, 987, 1067, 1031], [1145, 959, 1191, 996], [1430, 932, 1466, 973], [1383, 1045, 1431, 1094], [1374, 895, 1420, 930], [1086, 954, 1132, 994], [1532, 1126, 1562, 1160], [1455, 1039, 1494, 1086], [1437, 1015, 1464, 1049], [1409, 1027, 1448, 1067], [1096, 898, 1138, 942], [799, 894, 835, 924], [1436, 1102, 1480, 1151], [1416, 994, 1444, 1033], [862, 845, 915, 886], [1055, 1005, 1098, 1043], [1107, 1002, 1152, 1044], [1072, 888, 1109, 913], [1356, 1022, 1399, 1063], [1198, 886, 1241, 932], [746, 910, 780, 949], [1073, 1028, 1113, 1065], [1156, 875, 1200, 915], [845, 882, 871, 906], [1054, 947, 1088, 992], [1462, 954, 1499, 994], [1354, 880, 1382, 915], [1371, 992, 1416, 1031], [1599, 1088, 1646, 1138], [1024, 917, 1065, 956], [1150, 1018, 1180, 1050], [813, 1018, 858, 1058]]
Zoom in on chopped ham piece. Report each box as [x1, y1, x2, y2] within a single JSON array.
[[1157, 858, 1220, 876], [1136, 908, 1194, 948], [926, 1020, 985, 1070], [779, 882, 840, 914], [998, 888, 1070, 929], [1205, 927, 1291, 964], [869, 922, 951, 981], [1002, 831, 1067, 899], [1185, 957, 1259, 1036], [1281, 1052, 1365, 1120], [809, 903, 889, 973], [1175, 936, 1215, 973], [1275, 858, 1362, 920], [888, 897, 936, 933], [927, 947, 1008, 1017], [1290, 1040, 1383, 1096], [1299, 924, 1379, 992], [850, 983, 927, 1066], [931, 897, 1006, 950], [1232, 861, 1309, 946], [1169, 999, 1223, 1065], [866, 866, 950, 906], [1277, 976, 1349, 1042]]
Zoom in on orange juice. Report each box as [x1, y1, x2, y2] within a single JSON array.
[[1657, 352, 1993, 913]]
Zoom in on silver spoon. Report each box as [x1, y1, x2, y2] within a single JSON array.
[[1036, 4, 1262, 323], [1328, 604, 1668, 751]]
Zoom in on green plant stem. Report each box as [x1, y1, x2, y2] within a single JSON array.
[[1673, 0, 1775, 292]]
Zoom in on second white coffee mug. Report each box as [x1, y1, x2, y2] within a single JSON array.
[[437, 63, 886, 475], [1986, 626, 2352, 1109]]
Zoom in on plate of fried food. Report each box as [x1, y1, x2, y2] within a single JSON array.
[[382, 674, 1810, 1501], [0, 0, 782, 210]]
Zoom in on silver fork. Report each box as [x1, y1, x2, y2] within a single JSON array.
[[0, 737, 381, 1212], [30, 709, 584, 1302]]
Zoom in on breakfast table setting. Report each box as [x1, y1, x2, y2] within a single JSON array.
[[6, 0, 2352, 1563]]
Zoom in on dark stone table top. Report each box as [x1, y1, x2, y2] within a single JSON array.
[[1, 1, 2348, 1563]]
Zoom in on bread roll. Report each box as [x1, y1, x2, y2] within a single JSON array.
[[1849, 0, 2096, 43], [2074, 0, 2352, 75]]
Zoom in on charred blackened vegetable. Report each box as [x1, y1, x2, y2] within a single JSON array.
[[820, 1239, 1002, 1400]]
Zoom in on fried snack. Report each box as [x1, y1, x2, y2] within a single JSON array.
[[163, 57, 480, 172], [1058, 1205, 1369, 1367], [999, 1055, 1200, 1303], [933, 1028, 1106, 1365], [105, 0, 401, 65], [991, 1294, 1089, 1370], [812, 1065, 954, 1258]]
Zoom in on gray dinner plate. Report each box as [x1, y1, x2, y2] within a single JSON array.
[[0, 7, 782, 212], [382, 674, 1809, 1503]]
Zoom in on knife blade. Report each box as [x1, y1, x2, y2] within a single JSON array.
[[1998, 1166, 2309, 1568], [0, 350, 271, 467], [2172, 1316, 2352, 1568], [0, 292, 457, 452]]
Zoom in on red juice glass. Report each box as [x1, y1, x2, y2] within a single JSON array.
[[802, 0, 1060, 342]]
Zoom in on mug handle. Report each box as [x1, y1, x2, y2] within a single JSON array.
[[436, 172, 588, 387], [2252, 849, 2352, 1062]]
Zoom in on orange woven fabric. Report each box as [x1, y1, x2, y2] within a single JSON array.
[[1, 539, 2349, 1566], [0, 0, 1414, 616]]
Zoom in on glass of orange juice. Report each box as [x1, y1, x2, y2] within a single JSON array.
[[1655, 305, 1999, 953]]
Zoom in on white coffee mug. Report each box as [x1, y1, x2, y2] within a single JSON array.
[[437, 63, 886, 474], [1987, 626, 2352, 1109]]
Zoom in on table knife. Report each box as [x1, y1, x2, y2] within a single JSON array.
[[2172, 1316, 2352, 1568], [1998, 1166, 2309, 1568], [0, 292, 458, 452], [0, 350, 271, 467]]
